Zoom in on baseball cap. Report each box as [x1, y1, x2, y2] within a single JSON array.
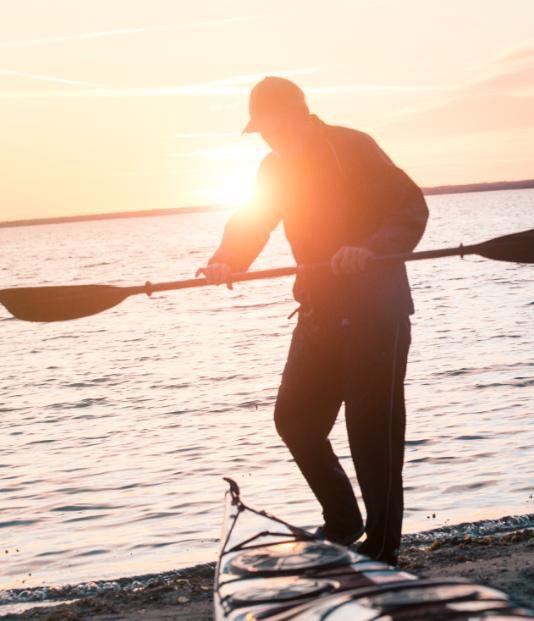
[[242, 76, 309, 134]]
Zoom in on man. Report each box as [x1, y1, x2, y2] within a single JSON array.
[[197, 77, 428, 565]]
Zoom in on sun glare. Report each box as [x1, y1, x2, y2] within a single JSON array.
[[216, 167, 256, 206], [191, 139, 268, 207]]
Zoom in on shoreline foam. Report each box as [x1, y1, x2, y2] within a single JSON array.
[[2, 514, 532, 619]]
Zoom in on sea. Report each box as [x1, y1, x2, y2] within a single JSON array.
[[1, 189, 533, 609]]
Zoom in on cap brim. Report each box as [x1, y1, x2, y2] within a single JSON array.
[[241, 119, 259, 134]]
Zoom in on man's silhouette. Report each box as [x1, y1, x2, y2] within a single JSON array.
[[197, 77, 428, 565]]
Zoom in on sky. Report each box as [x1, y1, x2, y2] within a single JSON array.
[[1, 0, 533, 221]]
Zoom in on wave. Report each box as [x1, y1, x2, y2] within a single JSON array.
[[1, 513, 532, 609]]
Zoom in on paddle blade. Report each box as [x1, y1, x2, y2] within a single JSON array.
[[0, 285, 131, 322], [476, 228, 534, 263]]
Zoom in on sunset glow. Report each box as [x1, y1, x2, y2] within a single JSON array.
[[181, 137, 267, 206], [1, 0, 533, 222]]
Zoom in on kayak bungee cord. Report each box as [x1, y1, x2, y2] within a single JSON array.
[[220, 477, 314, 556], [214, 479, 534, 620]]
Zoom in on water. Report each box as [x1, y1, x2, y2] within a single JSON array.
[[1, 189, 533, 595]]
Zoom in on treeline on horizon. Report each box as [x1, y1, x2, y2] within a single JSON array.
[[2, 179, 533, 229]]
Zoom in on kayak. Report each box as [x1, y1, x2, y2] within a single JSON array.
[[214, 478, 533, 620]]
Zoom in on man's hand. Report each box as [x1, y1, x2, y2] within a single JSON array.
[[331, 246, 374, 276], [195, 262, 234, 289]]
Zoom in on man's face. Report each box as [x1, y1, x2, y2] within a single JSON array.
[[257, 109, 311, 156]]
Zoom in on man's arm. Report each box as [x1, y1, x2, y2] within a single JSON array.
[[197, 155, 282, 286], [360, 134, 429, 256]]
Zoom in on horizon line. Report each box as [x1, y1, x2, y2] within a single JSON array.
[[1, 178, 533, 230]]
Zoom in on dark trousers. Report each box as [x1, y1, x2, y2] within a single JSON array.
[[274, 310, 411, 563]]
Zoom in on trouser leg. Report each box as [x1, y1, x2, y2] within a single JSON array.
[[274, 320, 363, 533], [343, 314, 411, 563]]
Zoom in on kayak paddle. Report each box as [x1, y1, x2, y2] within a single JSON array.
[[0, 228, 532, 323]]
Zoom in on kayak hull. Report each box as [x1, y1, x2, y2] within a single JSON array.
[[214, 479, 534, 620]]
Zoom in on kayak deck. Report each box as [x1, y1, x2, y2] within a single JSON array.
[[214, 478, 534, 620]]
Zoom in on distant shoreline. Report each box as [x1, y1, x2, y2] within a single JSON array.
[[0, 205, 225, 230], [421, 178, 534, 196], [2, 179, 533, 230]]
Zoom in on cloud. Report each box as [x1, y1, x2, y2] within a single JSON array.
[[472, 50, 534, 96], [388, 93, 534, 137], [0, 16, 261, 48], [496, 46, 534, 65], [172, 141, 268, 161], [207, 67, 318, 87], [0, 68, 317, 100], [308, 83, 457, 95], [0, 83, 244, 100], [0, 62, 459, 102], [1, 26, 174, 48], [0, 69, 102, 87], [167, 132, 239, 140], [378, 45, 534, 138]]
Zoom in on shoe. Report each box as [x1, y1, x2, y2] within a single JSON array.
[[357, 540, 399, 566], [314, 524, 364, 547]]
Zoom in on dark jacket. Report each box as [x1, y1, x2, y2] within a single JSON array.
[[209, 116, 429, 319]]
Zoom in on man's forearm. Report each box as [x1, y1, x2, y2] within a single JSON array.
[[209, 212, 271, 272]]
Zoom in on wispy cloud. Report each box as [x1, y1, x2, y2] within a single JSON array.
[[475, 52, 534, 96], [195, 69, 451, 95], [0, 68, 317, 100], [167, 132, 239, 140], [0, 15, 261, 48], [377, 47, 534, 138], [185, 15, 265, 29], [1, 26, 173, 48], [0, 83, 243, 100], [172, 141, 268, 161], [208, 67, 318, 86], [0, 69, 102, 87], [308, 83, 457, 94], [0, 62, 456, 101], [496, 45, 534, 65]]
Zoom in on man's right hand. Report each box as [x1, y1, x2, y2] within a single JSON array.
[[195, 263, 234, 290]]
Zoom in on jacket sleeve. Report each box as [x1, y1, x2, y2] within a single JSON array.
[[359, 134, 429, 255], [208, 155, 282, 272]]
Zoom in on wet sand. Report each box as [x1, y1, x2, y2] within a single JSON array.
[[3, 529, 532, 620]]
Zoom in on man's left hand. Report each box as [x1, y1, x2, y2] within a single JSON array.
[[331, 246, 374, 276]]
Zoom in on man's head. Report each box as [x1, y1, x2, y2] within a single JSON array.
[[243, 77, 312, 155]]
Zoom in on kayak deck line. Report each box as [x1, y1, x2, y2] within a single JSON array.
[[214, 478, 534, 620]]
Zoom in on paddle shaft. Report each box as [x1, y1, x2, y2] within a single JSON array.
[[137, 243, 478, 295], [137, 266, 298, 296], [3, 227, 531, 321]]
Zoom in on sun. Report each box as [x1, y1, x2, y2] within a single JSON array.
[[189, 138, 268, 208], [215, 166, 256, 206]]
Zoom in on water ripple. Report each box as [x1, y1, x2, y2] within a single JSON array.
[[1, 194, 533, 591]]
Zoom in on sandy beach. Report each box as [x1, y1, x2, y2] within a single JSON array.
[[3, 528, 532, 621]]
